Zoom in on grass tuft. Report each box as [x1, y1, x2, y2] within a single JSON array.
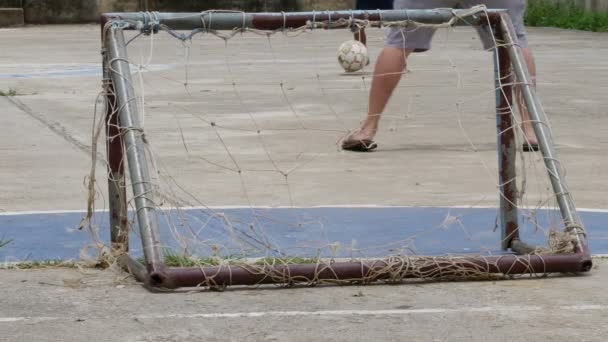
[[138, 252, 322, 268], [0, 238, 13, 249], [254, 256, 320, 265], [1, 260, 79, 270], [525, 0, 608, 32], [0, 88, 19, 97]]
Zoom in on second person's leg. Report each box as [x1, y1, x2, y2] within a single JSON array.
[[470, 0, 539, 147]]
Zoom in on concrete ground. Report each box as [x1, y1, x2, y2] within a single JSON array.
[[0, 23, 607, 341], [1, 261, 607, 342]]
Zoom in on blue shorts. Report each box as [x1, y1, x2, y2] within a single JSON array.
[[356, 0, 394, 10]]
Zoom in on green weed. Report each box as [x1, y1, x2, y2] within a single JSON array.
[[526, 1, 608, 32], [0, 88, 18, 97], [0, 238, 13, 249], [138, 252, 321, 267], [2, 260, 78, 269]]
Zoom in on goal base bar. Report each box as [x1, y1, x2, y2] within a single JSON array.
[[121, 253, 592, 290]]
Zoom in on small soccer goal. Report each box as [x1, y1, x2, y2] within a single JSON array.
[[87, 8, 591, 290]]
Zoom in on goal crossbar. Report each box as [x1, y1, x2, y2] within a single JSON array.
[[100, 9, 592, 290], [102, 9, 503, 31]]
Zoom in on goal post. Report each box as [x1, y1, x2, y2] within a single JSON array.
[[99, 9, 591, 290]]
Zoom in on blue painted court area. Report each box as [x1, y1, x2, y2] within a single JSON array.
[[0, 207, 606, 261]]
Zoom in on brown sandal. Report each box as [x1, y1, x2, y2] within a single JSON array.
[[523, 143, 539, 152], [341, 139, 378, 152]]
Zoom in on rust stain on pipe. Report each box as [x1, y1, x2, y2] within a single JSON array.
[[139, 253, 593, 289]]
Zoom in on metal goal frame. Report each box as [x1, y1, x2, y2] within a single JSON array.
[[100, 9, 591, 290]]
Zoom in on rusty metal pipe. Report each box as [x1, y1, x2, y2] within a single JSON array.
[[146, 253, 592, 289], [103, 52, 129, 253], [493, 32, 519, 250], [102, 14, 130, 252], [101, 9, 505, 32], [498, 13, 586, 247]]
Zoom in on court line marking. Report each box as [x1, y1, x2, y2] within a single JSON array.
[[1, 304, 607, 323], [2, 205, 607, 216]]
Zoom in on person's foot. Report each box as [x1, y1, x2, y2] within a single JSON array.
[[522, 123, 539, 152], [342, 138, 377, 152], [523, 142, 539, 152], [341, 128, 377, 152], [346, 125, 376, 142]]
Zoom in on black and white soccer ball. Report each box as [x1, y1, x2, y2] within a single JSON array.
[[337, 40, 369, 73]]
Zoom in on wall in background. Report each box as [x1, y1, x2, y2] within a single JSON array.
[[0, 0, 23, 27], [8, 0, 607, 26], [15, 0, 351, 25]]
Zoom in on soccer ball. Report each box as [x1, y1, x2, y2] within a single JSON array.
[[337, 40, 369, 73]]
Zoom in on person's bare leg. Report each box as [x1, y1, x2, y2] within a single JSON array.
[[518, 47, 538, 145], [348, 47, 411, 141], [354, 29, 367, 46]]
